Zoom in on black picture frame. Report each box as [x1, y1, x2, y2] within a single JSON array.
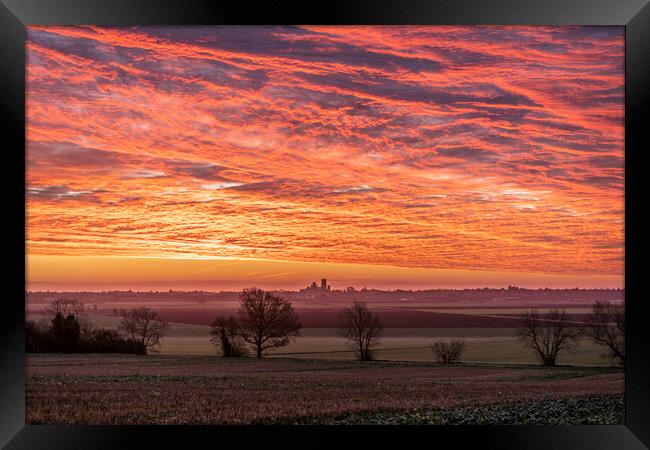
[[1, 1, 648, 448]]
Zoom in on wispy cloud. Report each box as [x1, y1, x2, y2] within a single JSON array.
[[122, 170, 166, 179], [25, 25, 624, 277], [333, 185, 379, 194], [201, 182, 245, 190]]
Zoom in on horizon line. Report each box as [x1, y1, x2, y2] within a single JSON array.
[[25, 285, 625, 294]]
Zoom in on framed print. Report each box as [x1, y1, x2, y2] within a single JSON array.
[[1, 0, 649, 448]]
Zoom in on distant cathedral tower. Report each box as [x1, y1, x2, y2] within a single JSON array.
[[321, 278, 327, 289]]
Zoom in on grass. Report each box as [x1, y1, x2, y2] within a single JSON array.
[[27, 354, 623, 425], [266, 395, 624, 425], [157, 333, 617, 367]]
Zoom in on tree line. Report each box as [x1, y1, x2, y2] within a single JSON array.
[[26, 299, 169, 355], [27, 290, 625, 368], [209, 288, 625, 367]]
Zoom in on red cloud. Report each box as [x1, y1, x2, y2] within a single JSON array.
[[26, 26, 624, 277]]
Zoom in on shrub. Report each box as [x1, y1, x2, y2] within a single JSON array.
[[26, 320, 54, 353], [210, 316, 248, 357], [431, 339, 465, 364], [50, 313, 81, 353], [79, 329, 146, 355], [26, 317, 145, 355]]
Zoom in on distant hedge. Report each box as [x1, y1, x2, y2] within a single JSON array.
[[26, 314, 145, 355]]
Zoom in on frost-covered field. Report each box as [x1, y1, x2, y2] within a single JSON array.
[[27, 354, 623, 425]]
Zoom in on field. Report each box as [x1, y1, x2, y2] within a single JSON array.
[[27, 354, 623, 425], [28, 310, 616, 366], [26, 295, 624, 424], [158, 328, 615, 366]]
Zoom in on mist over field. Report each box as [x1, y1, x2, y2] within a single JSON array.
[[26, 286, 623, 366]]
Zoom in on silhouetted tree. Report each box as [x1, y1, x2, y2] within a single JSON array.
[[338, 301, 384, 361], [27, 314, 145, 355], [118, 307, 169, 355], [517, 309, 580, 366], [26, 319, 51, 353], [432, 339, 466, 364], [237, 288, 301, 358], [210, 315, 248, 357], [51, 312, 81, 353], [585, 301, 625, 365], [46, 297, 94, 344]]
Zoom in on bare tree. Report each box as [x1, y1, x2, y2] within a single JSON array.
[[432, 339, 466, 364], [79, 317, 95, 341], [118, 307, 169, 355], [517, 309, 580, 366], [210, 315, 248, 357], [585, 301, 625, 365], [46, 298, 84, 318], [237, 288, 301, 358], [338, 301, 384, 361]]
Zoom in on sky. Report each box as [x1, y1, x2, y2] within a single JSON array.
[[26, 26, 625, 291]]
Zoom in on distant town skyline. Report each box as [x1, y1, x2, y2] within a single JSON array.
[[26, 26, 624, 290], [27, 256, 623, 292]]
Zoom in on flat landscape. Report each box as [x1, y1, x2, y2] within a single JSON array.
[[26, 354, 624, 425], [157, 328, 615, 366], [26, 290, 625, 424], [24, 23, 626, 430], [28, 301, 616, 366], [28, 311, 617, 366]]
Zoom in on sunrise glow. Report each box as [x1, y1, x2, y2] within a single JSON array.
[[26, 26, 624, 290]]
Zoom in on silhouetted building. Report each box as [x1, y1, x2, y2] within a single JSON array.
[[297, 277, 332, 298]]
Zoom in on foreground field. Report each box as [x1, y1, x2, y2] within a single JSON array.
[[279, 395, 624, 425], [27, 354, 623, 425]]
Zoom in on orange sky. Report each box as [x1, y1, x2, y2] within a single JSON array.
[[25, 26, 624, 291]]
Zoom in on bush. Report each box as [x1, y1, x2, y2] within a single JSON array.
[[26, 318, 145, 355], [79, 329, 146, 355], [210, 316, 248, 357], [432, 339, 465, 364], [26, 320, 54, 353], [51, 313, 81, 352]]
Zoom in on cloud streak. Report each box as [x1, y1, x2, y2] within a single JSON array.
[[26, 26, 624, 280]]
